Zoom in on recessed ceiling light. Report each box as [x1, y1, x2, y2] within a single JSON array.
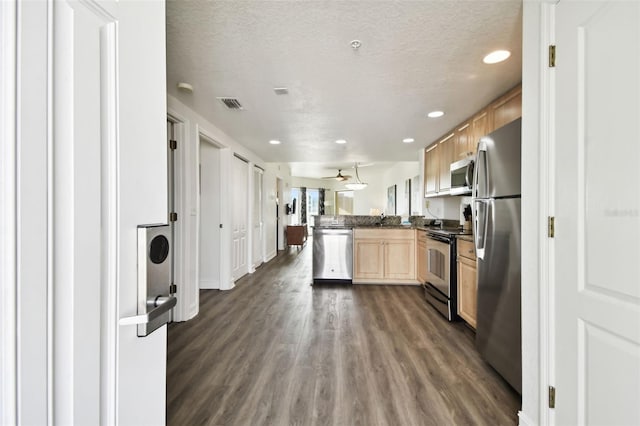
[[335, 139, 347, 144], [402, 138, 415, 144], [428, 111, 445, 118], [483, 50, 511, 64], [269, 140, 281, 145]]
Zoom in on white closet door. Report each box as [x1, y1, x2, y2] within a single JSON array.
[[232, 156, 248, 279]]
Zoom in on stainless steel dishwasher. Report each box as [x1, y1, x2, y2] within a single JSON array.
[[312, 227, 353, 283]]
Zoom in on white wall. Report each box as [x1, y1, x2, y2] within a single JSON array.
[[381, 162, 420, 217], [199, 141, 221, 289], [262, 168, 278, 260], [264, 163, 292, 251]]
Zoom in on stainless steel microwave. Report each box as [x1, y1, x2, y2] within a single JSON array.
[[450, 157, 474, 195]]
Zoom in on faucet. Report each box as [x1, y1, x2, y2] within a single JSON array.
[[379, 212, 385, 226]]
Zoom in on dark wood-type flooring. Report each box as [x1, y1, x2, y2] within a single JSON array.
[[167, 244, 520, 425]]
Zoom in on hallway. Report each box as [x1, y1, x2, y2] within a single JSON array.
[[167, 246, 520, 425]]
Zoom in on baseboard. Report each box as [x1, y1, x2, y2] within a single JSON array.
[[199, 279, 220, 290], [264, 251, 276, 262], [518, 411, 536, 426], [220, 279, 235, 291]]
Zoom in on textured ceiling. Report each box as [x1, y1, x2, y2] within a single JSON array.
[[166, 0, 522, 176]]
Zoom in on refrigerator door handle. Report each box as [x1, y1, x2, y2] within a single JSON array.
[[473, 199, 489, 260], [474, 140, 487, 199]]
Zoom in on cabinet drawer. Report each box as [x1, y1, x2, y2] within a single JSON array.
[[354, 228, 414, 240], [457, 238, 476, 261]]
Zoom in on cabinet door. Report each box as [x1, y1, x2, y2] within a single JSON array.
[[384, 239, 416, 280], [457, 256, 477, 328], [416, 239, 427, 283], [438, 133, 455, 192], [470, 110, 489, 155], [454, 123, 471, 159], [353, 239, 384, 280], [490, 85, 522, 131], [424, 144, 439, 196]]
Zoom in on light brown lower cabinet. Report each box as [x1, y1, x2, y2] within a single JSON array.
[[353, 228, 416, 284], [416, 232, 428, 284], [457, 238, 477, 328]]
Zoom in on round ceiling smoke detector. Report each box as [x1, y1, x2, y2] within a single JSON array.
[[350, 40, 362, 50], [177, 82, 193, 93]]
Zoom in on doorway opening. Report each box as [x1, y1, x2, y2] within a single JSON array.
[[335, 190, 354, 215]]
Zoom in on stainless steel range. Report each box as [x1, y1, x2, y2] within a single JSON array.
[[423, 228, 470, 321]]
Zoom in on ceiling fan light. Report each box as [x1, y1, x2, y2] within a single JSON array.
[[345, 182, 368, 190], [345, 162, 368, 190]]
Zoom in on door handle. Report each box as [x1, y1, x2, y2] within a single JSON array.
[[120, 296, 177, 326]]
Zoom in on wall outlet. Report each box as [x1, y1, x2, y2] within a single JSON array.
[[425, 200, 430, 209]]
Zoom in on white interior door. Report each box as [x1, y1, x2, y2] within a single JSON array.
[[554, 1, 640, 424], [199, 139, 221, 289], [51, 0, 168, 424], [232, 156, 248, 279]]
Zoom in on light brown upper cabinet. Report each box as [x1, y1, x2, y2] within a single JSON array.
[[424, 143, 439, 196], [454, 122, 472, 160], [470, 110, 489, 155], [422, 83, 521, 198], [489, 85, 522, 131], [438, 133, 456, 192]]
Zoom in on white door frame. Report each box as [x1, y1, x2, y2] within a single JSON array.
[[1, 0, 18, 423], [167, 111, 195, 321], [521, 2, 557, 425]]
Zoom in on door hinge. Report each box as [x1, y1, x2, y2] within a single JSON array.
[[549, 386, 556, 408], [169, 139, 177, 150], [169, 212, 178, 222], [170, 284, 177, 294], [549, 45, 556, 68], [548, 216, 555, 238]]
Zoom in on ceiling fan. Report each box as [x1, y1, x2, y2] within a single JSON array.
[[321, 169, 352, 181]]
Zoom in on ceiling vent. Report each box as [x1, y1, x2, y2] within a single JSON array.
[[273, 87, 289, 95], [217, 97, 244, 110]]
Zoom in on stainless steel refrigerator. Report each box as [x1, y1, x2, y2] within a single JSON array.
[[472, 118, 521, 394]]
